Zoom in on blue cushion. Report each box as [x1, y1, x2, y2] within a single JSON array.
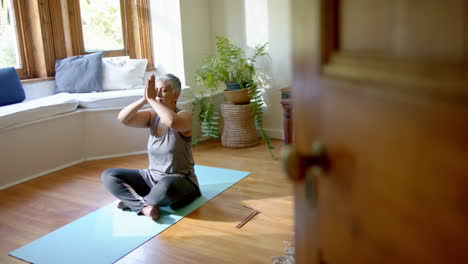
[[0, 67, 26, 106], [55, 52, 103, 93]]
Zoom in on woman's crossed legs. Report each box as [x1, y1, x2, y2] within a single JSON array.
[[101, 168, 201, 221]]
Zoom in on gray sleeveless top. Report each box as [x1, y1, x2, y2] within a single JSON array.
[[139, 109, 199, 188]]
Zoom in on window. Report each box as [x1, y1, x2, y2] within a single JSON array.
[[0, 0, 29, 77], [69, 0, 154, 64], [0, 0, 153, 79], [72, 0, 127, 57]]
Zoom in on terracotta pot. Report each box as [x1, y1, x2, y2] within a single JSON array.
[[223, 88, 251, 104]]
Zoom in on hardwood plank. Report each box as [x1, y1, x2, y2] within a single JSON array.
[[0, 140, 293, 263]]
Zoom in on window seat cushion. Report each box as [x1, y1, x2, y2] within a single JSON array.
[[0, 93, 79, 129], [0, 67, 26, 107], [102, 59, 147, 91], [74, 89, 145, 108], [55, 52, 103, 94]]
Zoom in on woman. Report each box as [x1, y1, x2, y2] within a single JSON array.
[[101, 73, 200, 221]]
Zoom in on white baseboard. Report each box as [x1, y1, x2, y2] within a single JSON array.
[[264, 128, 284, 140], [195, 129, 284, 143], [0, 150, 147, 190], [0, 159, 84, 190], [85, 150, 147, 161]]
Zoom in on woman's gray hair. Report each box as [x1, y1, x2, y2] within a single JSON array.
[[156, 74, 181, 95]]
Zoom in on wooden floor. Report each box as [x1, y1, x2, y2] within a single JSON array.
[[0, 140, 294, 264]]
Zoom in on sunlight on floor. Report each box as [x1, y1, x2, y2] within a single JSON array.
[[160, 195, 294, 239]]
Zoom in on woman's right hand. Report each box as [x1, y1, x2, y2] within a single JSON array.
[[145, 74, 157, 101]]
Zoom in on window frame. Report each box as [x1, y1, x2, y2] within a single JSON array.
[[6, 0, 154, 80], [69, 0, 129, 58], [4, 0, 32, 78], [67, 0, 154, 68]]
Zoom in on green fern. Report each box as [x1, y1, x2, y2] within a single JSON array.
[[247, 84, 276, 159], [193, 36, 276, 159], [192, 94, 220, 145]]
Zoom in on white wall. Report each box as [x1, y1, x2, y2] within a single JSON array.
[[179, 0, 214, 90], [150, 0, 186, 86], [210, 1, 247, 45], [264, 0, 292, 139]]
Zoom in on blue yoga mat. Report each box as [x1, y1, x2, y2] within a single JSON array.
[[10, 165, 250, 264]]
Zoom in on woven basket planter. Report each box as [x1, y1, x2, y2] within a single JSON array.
[[220, 103, 260, 148]]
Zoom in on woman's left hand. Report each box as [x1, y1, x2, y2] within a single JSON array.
[[145, 74, 157, 101]]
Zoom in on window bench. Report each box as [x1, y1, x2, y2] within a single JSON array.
[[0, 77, 195, 190]]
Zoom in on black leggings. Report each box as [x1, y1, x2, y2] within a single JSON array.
[[101, 168, 201, 214]]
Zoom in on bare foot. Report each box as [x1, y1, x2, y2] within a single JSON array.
[[141, 205, 160, 221], [150, 206, 160, 221], [117, 201, 129, 210]]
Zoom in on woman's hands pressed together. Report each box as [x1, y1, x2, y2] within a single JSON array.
[[145, 74, 157, 101]]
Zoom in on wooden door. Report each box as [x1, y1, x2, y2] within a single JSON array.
[[288, 0, 468, 263]]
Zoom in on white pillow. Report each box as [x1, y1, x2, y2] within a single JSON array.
[[102, 59, 148, 91]]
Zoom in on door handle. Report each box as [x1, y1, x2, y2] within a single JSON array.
[[282, 141, 330, 182], [282, 141, 330, 206]]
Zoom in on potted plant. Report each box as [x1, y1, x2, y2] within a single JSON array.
[[193, 36, 275, 157]]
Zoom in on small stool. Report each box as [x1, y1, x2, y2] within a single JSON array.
[[220, 103, 259, 148]]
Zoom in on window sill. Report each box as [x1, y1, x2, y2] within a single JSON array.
[[21, 67, 156, 84], [21, 77, 55, 84]]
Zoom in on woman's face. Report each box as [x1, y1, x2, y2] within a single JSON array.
[[155, 81, 179, 106]]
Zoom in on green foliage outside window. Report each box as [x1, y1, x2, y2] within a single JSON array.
[[0, 0, 20, 68], [80, 0, 124, 51]]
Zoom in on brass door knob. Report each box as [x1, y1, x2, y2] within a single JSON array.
[[282, 141, 330, 182]]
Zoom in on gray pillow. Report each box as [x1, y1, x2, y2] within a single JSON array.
[[55, 52, 103, 93]]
